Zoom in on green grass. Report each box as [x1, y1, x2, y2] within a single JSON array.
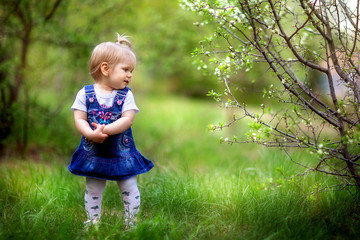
[[1, 95, 360, 239]]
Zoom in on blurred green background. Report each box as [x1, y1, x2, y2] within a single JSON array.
[[0, 0, 221, 155], [0, 0, 269, 157]]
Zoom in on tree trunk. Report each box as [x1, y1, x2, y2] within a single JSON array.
[[11, 24, 31, 103], [347, 162, 360, 189], [4, 24, 32, 156], [343, 144, 360, 189]]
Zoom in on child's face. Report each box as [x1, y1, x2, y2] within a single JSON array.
[[107, 60, 135, 90]]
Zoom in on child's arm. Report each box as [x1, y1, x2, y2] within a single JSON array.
[[102, 110, 136, 135], [74, 110, 109, 143]]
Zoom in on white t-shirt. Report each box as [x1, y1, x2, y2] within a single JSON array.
[[71, 87, 139, 114]]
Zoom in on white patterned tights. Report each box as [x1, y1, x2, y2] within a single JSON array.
[[85, 176, 140, 226]]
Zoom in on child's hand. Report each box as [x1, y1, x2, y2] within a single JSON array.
[[89, 123, 109, 143]]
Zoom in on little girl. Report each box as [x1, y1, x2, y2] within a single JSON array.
[[68, 33, 154, 228]]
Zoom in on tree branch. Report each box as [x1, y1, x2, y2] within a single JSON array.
[[45, 0, 63, 22]]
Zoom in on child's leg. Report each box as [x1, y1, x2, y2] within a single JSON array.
[[117, 176, 140, 226], [85, 177, 106, 221]]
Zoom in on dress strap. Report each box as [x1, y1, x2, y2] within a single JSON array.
[[114, 87, 130, 107], [116, 87, 130, 97], [84, 85, 96, 108], [85, 85, 95, 94]]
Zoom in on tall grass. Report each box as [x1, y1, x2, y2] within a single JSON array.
[[1, 95, 359, 239]]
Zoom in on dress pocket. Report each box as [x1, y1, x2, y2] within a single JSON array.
[[83, 138, 95, 154], [118, 134, 133, 152]]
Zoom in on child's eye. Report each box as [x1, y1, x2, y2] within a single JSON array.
[[122, 66, 133, 72]]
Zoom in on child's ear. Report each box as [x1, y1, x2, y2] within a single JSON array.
[[100, 62, 110, 77]]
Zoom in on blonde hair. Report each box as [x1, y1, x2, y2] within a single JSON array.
[[89, 33, 136, 81]]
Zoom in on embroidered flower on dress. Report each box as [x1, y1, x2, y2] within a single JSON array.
[[98, 111, 112, 124]]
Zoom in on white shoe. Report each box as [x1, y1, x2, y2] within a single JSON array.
[[124, 217, 137, 230], [84, 218, 99, 229]]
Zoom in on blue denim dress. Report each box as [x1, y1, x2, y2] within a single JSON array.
[[69, 85, 154, 181]]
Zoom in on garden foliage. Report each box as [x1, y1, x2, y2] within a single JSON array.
[[182, 0, 360, 190]]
